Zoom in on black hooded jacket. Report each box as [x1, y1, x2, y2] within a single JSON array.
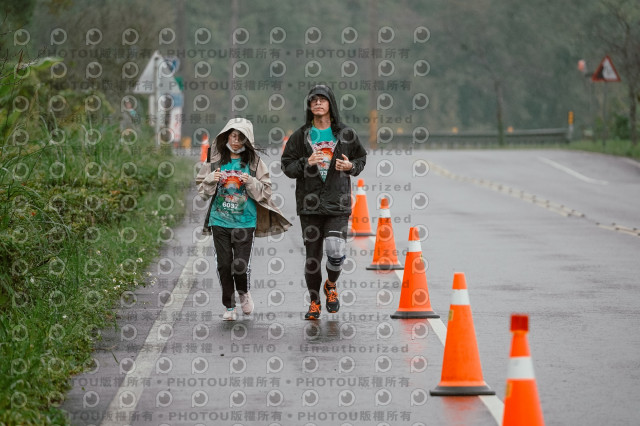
[[281, 85, 367, 216]]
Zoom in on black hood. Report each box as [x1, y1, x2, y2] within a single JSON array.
[[304, 84, 341, 128]]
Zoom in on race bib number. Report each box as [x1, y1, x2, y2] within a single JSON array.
[[214, 170, 248, 215]]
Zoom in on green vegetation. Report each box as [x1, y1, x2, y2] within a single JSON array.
[[0, 1, 638, 423], [0, 58, 193, 425], [8, 0, 639, 145], [567, 139, 640, 160]]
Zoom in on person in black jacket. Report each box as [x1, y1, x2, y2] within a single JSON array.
[[281, 85, 367, 319]]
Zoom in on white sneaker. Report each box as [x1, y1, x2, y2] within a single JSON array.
[[223, 307, 237, 321], [239, 291, 254, 315]]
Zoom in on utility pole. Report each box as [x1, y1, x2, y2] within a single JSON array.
[[368, 0, 378, 149]]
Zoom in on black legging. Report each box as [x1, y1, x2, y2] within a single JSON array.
[[300, 215, 348, 303], [211, 226, 255, 308]]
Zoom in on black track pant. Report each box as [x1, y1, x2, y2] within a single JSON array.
[[211, 226, 255, 308], [300, 215, 348, 304]]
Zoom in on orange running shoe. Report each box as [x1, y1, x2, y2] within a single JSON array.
[[324, 280, 340, 313], [305, 301, 322, 320]]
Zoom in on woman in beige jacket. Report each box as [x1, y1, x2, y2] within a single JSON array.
[[195, 118, 291, 320]]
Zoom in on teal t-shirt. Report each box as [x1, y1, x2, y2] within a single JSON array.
[[208, 158, 257, 228], [310, 126, 337, 182]]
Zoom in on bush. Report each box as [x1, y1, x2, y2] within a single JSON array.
[[568, 139, 640, 160], [0, 57, 193, 425], [613, 113, 630, 140]]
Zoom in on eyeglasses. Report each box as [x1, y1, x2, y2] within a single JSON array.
[[308, 95, 328, 104]]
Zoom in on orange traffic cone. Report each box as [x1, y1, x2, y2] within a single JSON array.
[[348, 179, 374, 237], [503, 314, 544, 426], [390, 227, 439, 318], [430, 272, 495, 396], [366, 198, 403, 270], [199, 134, 210, 163]]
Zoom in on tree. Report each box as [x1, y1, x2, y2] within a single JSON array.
[[590, 0, 640, 145], [0, 0, 36, 50], [442, 0, 513, 143]]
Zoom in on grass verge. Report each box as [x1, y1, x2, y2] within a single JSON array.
[[0, 129, 194, 425], [566, 138, 640, 160]]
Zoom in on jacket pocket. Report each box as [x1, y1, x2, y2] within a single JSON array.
[[338, 177, 352, 211]]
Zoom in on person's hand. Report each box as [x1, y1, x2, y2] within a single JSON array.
[[335, 154, 352, 172], [308, 151, 325, 166], [239, 172, 250, 183], [211, 168, 221, 183]]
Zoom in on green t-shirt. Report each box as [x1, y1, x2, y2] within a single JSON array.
[[310, 126, 337, 182], [208, 158, 257, 228]]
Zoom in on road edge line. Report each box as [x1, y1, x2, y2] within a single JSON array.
[[100, 237, 210, 426]]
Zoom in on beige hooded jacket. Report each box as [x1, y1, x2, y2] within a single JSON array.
[[195, 118, 292, 237]]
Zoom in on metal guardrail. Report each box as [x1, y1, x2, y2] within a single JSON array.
[[181, 128, 571, 155], [367, 128, 571, 148]]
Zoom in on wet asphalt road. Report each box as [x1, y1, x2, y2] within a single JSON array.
[[62, 148, 640, 426]]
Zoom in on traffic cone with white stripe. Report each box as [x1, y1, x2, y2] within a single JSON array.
[[366, 198, 403, 270], [430, 272, 495, 396], [503, 314, 544, 426], [390, 227, 439, 318], [348, 179, 374, 237]]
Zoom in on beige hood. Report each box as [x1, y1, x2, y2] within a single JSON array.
[[214, 117, 255, 148]]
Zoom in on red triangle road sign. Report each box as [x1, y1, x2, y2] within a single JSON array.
[[591, 55, 621, 82]]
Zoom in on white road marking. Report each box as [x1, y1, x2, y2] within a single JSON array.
[[387, 266, 449, 345], [480, 395, 505, 424], [538, 156, 608, 185], [103, 229, 505, 425], [369, 231, 458, 347], [371, 235, 504, 425], [101, 237, 210, 426], [431, 161, 640, 239], [427, 317, 448, 346]]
